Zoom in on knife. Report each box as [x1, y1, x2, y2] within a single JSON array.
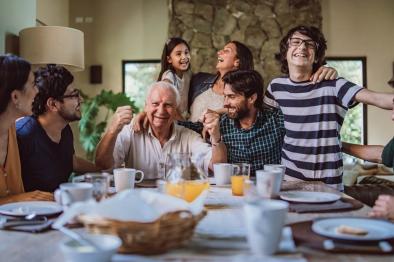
[[323, 239, 393, 253]]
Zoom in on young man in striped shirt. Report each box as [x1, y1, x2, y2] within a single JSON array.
[[264, 25, 394, 190]]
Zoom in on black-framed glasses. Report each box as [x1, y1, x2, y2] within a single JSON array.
[[288, 37, 317, 49], [59, 89, 81, 99]]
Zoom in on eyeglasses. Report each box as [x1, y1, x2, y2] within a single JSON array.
[[288, 37, 317, 49], [59, 89, 81, 99]]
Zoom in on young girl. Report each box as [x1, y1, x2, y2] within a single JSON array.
[[158, 37, 192, 119]]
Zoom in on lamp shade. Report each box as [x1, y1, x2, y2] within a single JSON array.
[[19, 26, 84, 71]]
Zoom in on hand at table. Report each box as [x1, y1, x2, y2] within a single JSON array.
[[369, 195, 394, 220], [0, 191, 54, 205]]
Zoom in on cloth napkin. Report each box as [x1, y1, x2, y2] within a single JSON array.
[[288, 199, 354, 213], [53, 189, 206, 229]]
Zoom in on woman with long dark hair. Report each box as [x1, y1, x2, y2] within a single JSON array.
[[0, 54, 38, 197]]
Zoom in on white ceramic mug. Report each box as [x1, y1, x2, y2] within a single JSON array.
[[54, 182, 93, 207], [113, 168, 144, 192], [213, 163, 240, 186], [256, 169, 283, 198], [244, 200, 288, 256]]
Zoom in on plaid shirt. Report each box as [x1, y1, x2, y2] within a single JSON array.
[[220, 108, 285, 176]]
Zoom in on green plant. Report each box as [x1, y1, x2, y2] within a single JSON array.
[[79, 90, 138, 160]]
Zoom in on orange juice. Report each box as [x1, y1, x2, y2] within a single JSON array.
[[231, 175, 247, 196], [165, 182, 184, 198], [183, 181, 209, 202], [165, 181, 209, 202]]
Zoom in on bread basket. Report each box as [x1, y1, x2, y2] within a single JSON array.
[[78, 209, 206, 254]]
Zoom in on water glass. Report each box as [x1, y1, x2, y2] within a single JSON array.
[[73, 173, 110, 201]]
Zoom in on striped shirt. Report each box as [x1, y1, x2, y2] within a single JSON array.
[[264, 77, 364, 189]]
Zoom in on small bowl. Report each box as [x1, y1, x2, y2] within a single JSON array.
[[60, 233, 121, 262]]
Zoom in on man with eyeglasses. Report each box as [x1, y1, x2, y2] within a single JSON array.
[[16, 65, 99, 192], [264, 25, 394, 190]]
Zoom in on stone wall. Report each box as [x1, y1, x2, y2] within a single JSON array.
[[169, 0, 322, 86]]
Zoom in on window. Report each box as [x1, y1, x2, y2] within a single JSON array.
[[326, 57, 367, 145], [122, 60, 161, 110]]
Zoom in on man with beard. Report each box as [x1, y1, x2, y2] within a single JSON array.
[[16, 65, 99, 192], [202, 70, 285, 176]]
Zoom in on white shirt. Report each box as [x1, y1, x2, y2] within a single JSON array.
[[113, 121, 212, 179]]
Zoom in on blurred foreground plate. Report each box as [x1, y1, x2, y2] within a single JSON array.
[[280, 191, 340, 203], [312, 217, 394, 241], [0, 201, 62, 217]]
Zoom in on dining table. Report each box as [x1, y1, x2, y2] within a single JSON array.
[[0, 181, 393, 262]]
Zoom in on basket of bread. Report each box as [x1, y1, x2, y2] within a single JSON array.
[[53, 190, 207, 254]]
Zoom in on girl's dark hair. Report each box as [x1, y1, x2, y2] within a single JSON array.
[[32, 65, 74, 116], [228, 41, 254, 70], [276, 25, 327, 74], [0, 54, 31, 114], [157, 37, 191, 80], [222, 70, 264, 110]]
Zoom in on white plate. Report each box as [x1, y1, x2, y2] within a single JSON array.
[[280, 191, 340, 203], [0, 201, 62, 217], [312, 217, 394, 241]]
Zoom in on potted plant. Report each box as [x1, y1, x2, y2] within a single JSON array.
[[79, 90, 138, 160]]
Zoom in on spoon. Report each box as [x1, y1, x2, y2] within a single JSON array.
[[57, 226, 102, 251]]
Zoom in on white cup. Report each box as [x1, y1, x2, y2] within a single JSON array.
[[244, 200, 288, 256], [264, 164, 286, 181], [54, 182, 93, 207], [113, 168, 144, 192], [213, 163, 240, 186], [256, 169, 283, 198]]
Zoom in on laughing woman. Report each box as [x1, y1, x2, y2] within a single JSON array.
[[0, 54, 38, 197]]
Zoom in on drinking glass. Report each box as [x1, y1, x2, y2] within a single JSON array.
[[73, 173, 110, 201], [231, 163, 250, 196]]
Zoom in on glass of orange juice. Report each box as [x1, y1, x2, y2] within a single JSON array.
[[182, 180, 209, 202], [231, 174, 246, 196], [231, 163, 251, 196], [234, 163, 251, 178], [164, 180, 209, 202]]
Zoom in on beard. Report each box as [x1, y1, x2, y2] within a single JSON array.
[[58, 107, 81, 122], [225, 102, 249, 120]]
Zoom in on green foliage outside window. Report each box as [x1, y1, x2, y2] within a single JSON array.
[[124, 62, 161, 111], [326, 60, 364, 144]]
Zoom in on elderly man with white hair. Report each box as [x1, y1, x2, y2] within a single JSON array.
[[95, 81, 226, 178]]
